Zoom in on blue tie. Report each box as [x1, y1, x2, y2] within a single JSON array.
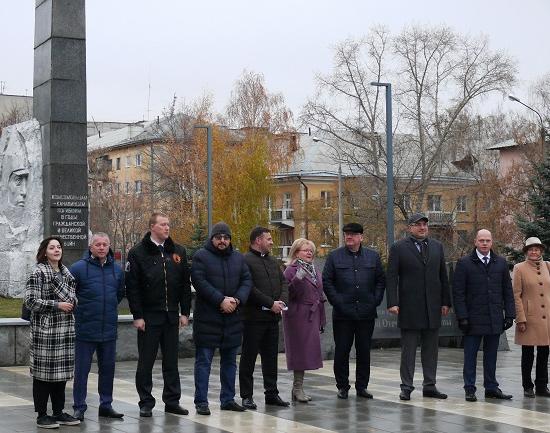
[[483, 256, 488, 266], [158, 244, 164, 257]]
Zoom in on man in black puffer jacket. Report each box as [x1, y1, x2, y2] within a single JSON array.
[[239, 227, 289, 410], [191, 222, 252, 415], [125, 212, 192, 417]]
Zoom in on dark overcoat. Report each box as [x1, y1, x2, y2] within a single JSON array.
[[386, 237, 451, 329], [24, 263, 77, 381], [191, 241, 252, 349], [242, 248, 289, 322], [453, 249, 515, 335], [322, 245, 385, 321], [282, 262, 326, 371]]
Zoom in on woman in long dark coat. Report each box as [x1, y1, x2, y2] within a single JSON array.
[[24, 236, 80, 429], [282, 238, 326, 403]]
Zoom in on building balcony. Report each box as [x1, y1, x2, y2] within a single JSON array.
[[426, 211, 456, 227], [270, 208, 295, 228]]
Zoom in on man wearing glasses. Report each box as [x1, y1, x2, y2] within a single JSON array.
[[191, 222, 252, 415], [386, 213, 451, 401], [322, 223, 386, 400]]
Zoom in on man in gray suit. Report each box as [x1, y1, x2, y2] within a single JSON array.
[[386, 213, 451, 401]]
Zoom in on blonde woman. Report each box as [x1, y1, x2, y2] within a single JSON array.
[[282, 238, 326, 402], [513, 237, 550, 398]]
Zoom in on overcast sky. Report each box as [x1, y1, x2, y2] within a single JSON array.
[[1, 0, 548, 123]]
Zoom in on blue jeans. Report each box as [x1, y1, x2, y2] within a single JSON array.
[[463, 334, 500, 392], [194, 346, 239, 406], [73, 339, 117, 412]]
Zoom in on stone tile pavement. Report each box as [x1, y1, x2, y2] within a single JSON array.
[[0, 331, 548, 432]]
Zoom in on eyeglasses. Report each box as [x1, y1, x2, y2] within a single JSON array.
[[298, 249, 314, 253], [213, 234, 230, 241]]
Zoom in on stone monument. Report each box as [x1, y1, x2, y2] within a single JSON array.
[[33, 0, 89, 264], [0, 120, 43, 296]]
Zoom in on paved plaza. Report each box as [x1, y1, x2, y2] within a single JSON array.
[[0, 335, 548, 433]]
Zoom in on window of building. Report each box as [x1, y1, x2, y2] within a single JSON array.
[[283, 192, 292, 209], [135, 153, 142, 167], [115, 183, 120, 193], [321, 190, 332, 208], [125, 182, 130, 194], [456, 195, 467, 212], [115, 157, 121, 170], [126, 155, 131, 168], [427, 195, 442, 211], [135, 180, 142, 194]]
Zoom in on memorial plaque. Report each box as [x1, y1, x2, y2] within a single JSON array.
[[50, 194, 88, 249]]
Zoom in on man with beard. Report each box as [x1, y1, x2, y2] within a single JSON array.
[[191, 222, 252, 415]]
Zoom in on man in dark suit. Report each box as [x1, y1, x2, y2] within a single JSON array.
[[452, 229, 515, 402], [386, 213, 451, 401]]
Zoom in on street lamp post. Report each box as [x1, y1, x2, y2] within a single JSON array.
[[371, 81, 395, 250], [508, 94, 547, 162], [194, 125, 213, 234]]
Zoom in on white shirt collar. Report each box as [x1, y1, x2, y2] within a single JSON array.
[[150, 238, 165, 247], [476, 249, 490, 261]]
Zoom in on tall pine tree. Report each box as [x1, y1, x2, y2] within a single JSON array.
[[515, 158, 550, 261]]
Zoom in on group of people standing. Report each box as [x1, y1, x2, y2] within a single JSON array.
[[24, 211, 550, 429]]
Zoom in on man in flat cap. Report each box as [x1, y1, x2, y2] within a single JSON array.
[[386, 213, 451, 401], [322, 222, 385, 399]]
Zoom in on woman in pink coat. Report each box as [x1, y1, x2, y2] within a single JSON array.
[[513, 237, 550, 398], [282, 238, 326, 403]]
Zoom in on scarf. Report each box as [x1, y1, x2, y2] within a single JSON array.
[[296, 258, 316, 280]]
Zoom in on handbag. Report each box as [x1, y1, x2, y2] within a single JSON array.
[[21, 302, 31, 321]]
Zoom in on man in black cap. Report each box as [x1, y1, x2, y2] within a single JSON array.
[[191, 222, 252, 415], [322, 222, 385, 399], [386, 213, 451, 401]]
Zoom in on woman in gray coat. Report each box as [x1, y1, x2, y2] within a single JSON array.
[[24, 236, 80, 429]]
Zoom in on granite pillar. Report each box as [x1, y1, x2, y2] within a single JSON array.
[[33, 0, 89, 264]]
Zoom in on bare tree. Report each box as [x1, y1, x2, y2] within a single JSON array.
[[226, 70, 294, 133]]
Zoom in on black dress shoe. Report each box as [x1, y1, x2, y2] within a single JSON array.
[[265, 395, 290, 407], [524, 388, 535, 398], [536, 388, 550, 397], [165, 405, 189, 415], [196, 405, 211, 416], [98, 407, 124, 418], [423, 389, 448, 399], [139, 407, 152, 417], [356, 389, 373, 399], [242, 397, 257, 410], [399, 389, 411, 401], [337, 388, 349, 399], [465, 391, 477, 402], [220, 401, 246, 412], [485, 388, 512, 399]]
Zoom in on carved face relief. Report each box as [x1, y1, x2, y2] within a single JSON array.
[[7, 170, 28, 207]]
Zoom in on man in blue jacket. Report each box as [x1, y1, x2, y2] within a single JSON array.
[[453, 229, 515, 402], [191, 222, 252, 415], [70, 232, 125, 421], [322, 223, 385, 399]]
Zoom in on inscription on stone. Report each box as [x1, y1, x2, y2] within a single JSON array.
[[50, 194, 88, 248]]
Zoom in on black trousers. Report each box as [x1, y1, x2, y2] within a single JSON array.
[[333, 319, 375, 391], [136, 312, 181, 409], [521, 345, 549, 390], [33, 378, 66, 416], [239, 320, 280, 398]]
